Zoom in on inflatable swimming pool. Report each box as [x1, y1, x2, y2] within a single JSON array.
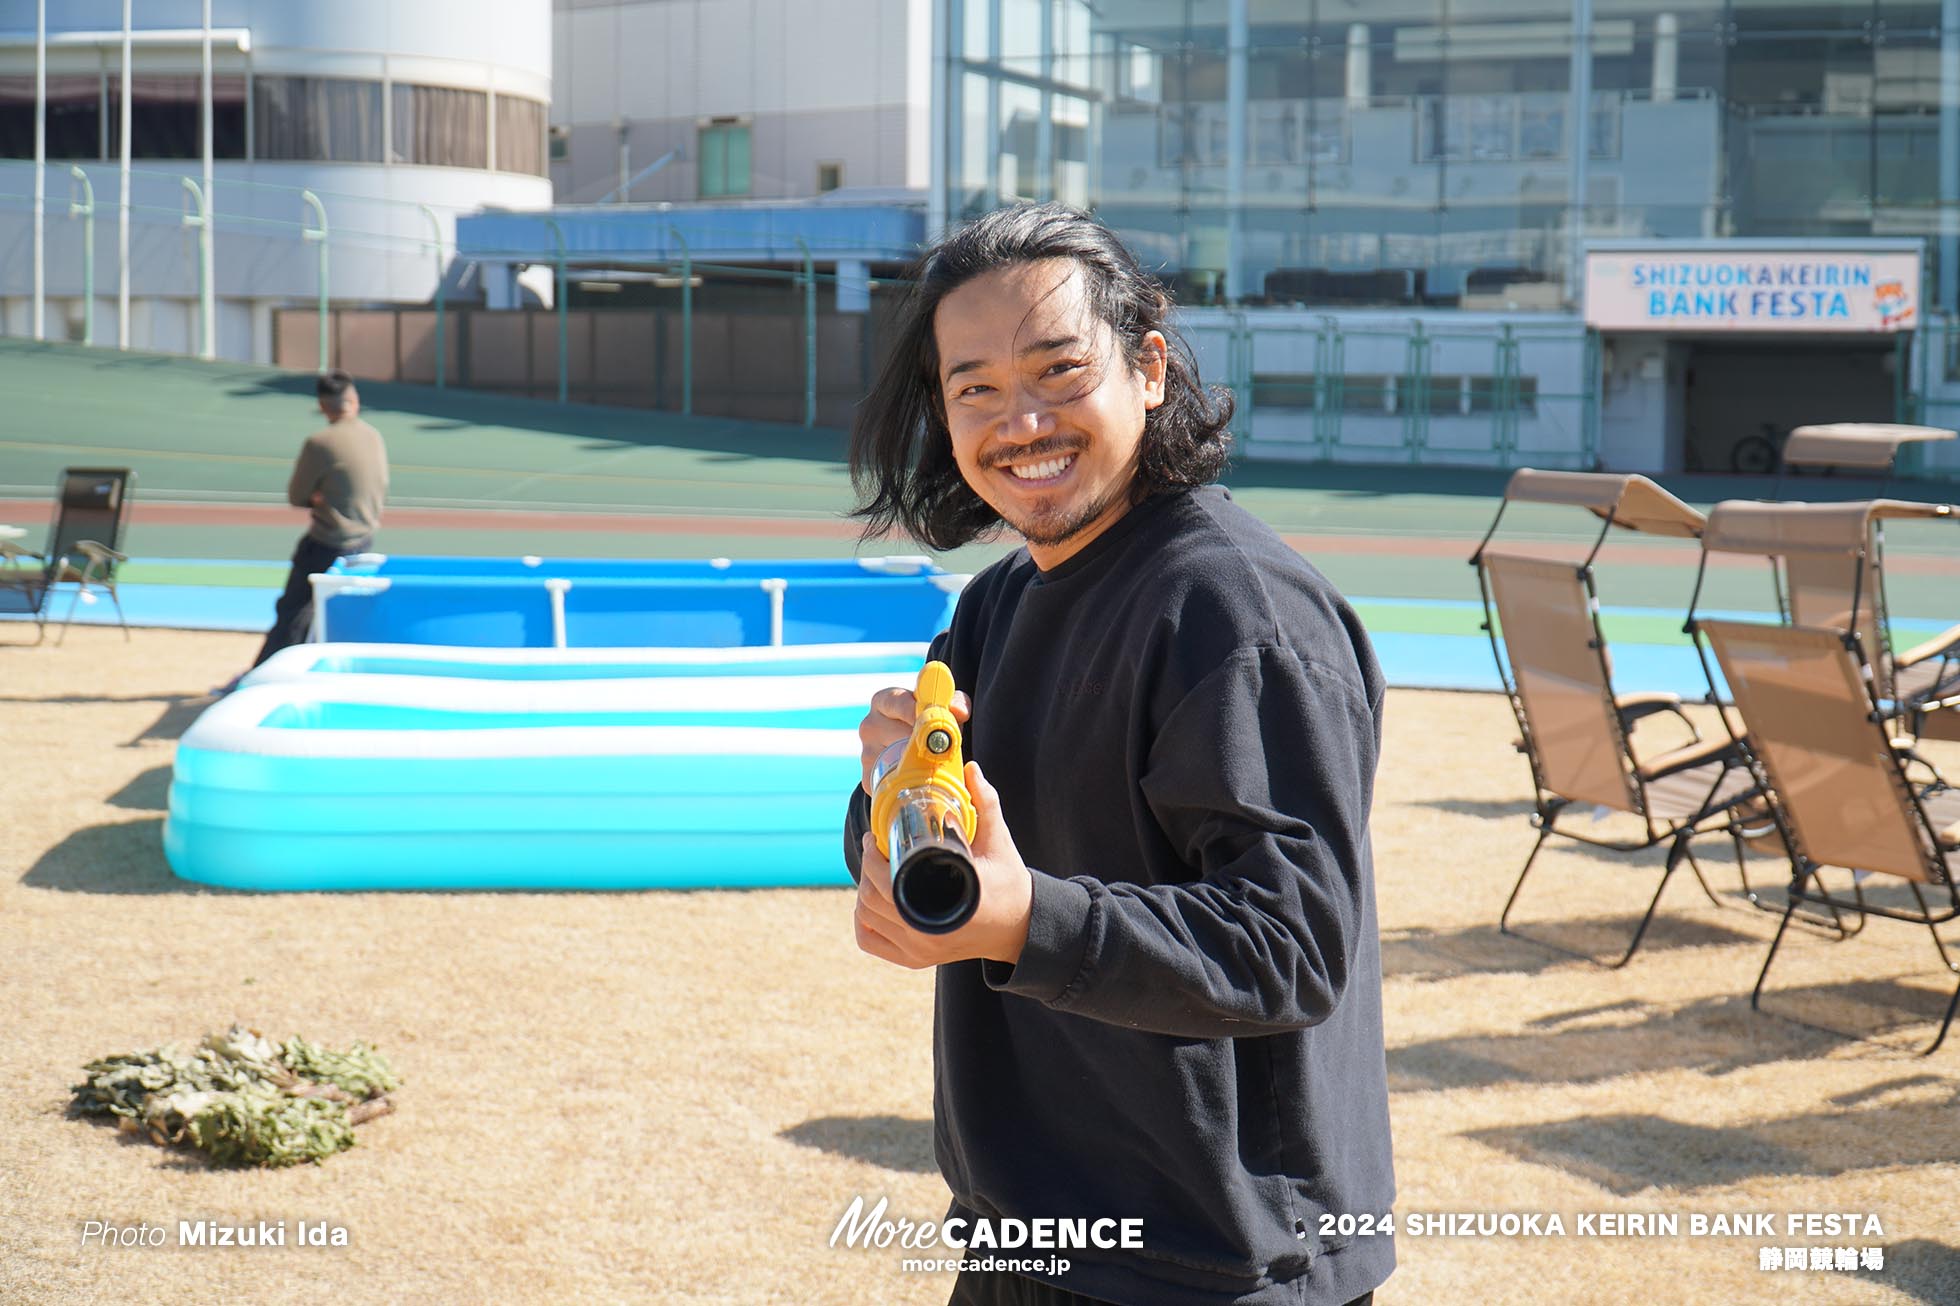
[[166, 647, 925, 891], [241, 641, 933, 687], [311, 555, 965, 649]]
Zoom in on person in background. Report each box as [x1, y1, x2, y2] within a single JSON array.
[[240, 369, 389, 676]]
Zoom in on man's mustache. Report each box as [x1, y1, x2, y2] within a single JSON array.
[[982, 437, 1088, 469]]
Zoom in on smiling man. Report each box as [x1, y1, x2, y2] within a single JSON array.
[[843, 204, 1394, 1306]]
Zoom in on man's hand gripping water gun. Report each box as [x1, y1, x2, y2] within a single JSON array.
[[854, 661, 1034, 969]]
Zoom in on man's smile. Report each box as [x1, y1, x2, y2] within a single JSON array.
[[1002, 454, 1076, 484]]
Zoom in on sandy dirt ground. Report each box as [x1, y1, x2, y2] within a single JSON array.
[[1, 627, 1956, 1305]]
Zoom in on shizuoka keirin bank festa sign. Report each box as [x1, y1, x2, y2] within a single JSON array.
[[1584, 247, 1920, 333]]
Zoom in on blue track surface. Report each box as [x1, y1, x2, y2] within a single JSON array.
[[0, 580, 276, 633], [7, 564, 1926, 701], [0, 578, 1747, 698]]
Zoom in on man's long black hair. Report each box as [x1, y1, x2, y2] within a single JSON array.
[[849, 203, 1233, 552]]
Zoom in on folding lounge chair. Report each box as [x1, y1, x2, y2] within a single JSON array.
[[1691, 498, 1960, 745], [1777, 427, 1960, 729], [1472, 469, 1714, 728], [0, 467, 134, 645], [1777, 422, 1957, 496], [1471, 471, 1757, 966], [1701, 619, 1960, 1055]]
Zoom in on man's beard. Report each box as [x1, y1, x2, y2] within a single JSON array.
[[1004, 480, 1126, 548]]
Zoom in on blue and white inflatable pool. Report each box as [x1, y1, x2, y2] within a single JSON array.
[[240, 640, 936, 686], [164, 644, 927, 891]]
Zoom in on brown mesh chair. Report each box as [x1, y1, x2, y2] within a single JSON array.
[[1701, 619, 1960, 1055], [1473, 469, 1714, 728], [1472, 471, 1758, 966], [1779, 422, 1956, 494], [0, 467, 133, 645], [1693, 499, 1960, 743]]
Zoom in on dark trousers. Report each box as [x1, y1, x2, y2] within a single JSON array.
[[252, 535, 364, 667], [949, 1271, 1372, 1306]]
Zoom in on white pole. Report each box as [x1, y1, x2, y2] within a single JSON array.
[[762, 578, 786, 647], [118, 0, 131, 350], [1224, 0, 1247, 304], [1346, 25, 1370, 109], [1651, 13, 1679, 105], [200, 0, 215, 358], [32, 0, 44, 340], [1567, 0, 1594, 300], [1942, 0, 1959, 313]]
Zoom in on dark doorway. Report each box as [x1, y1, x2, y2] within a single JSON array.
[[1682, 337, 1899, 473]]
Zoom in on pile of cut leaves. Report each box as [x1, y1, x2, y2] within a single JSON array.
[[72, 1026, 400, 1167]]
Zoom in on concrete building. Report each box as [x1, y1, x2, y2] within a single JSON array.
[[0, 0, 551, 362], [550, 0, 931, 203]]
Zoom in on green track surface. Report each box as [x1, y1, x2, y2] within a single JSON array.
[[3, 339, 1957, 619]]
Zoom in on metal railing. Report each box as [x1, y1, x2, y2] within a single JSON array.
[[1194, 313, 1597, 468]]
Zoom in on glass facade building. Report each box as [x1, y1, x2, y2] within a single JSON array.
[[942, 0, 1960, 315]]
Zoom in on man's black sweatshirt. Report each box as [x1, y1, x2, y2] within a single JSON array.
[[845, 484, 1395, 1306]]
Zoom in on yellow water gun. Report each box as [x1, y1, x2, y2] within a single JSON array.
[[868, 660, 980, 934]]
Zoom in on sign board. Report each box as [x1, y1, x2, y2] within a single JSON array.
[[1584, 248, 1920, 333]]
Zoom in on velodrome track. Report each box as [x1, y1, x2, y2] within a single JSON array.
[[3, 338, 1958, 683]]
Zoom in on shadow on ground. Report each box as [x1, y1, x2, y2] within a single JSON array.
[[1387, 990, 1837, 1093], [1413, 797, 1537, 821], [1382, 913, 1764, 986], [779, 1114, 936, 1175], [1751, 976, 1960, 1051], [107, 765, 171, 812], [128, 695, 214, 746], [0, 691, 212, 749], [21, 817, 230, 895], [1395, 978, 1960, 1096], [1884, 1240, 1960, 1305], [1463, 1064, 1960, 1195]]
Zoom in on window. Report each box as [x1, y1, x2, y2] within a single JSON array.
[[109, 74, 247, 158], [495, 96, 546, 176], [1423, 374, 1467, 416], [1421, 91, 1623, 164], [1161, 102, 1230, 166], [1343, 375, 1394, 414], [0, 73, 247, 160], [254, 77, 382, 162], [0, 74, 102, 158], [1518, 94, 1563, 160], [698, 120, 750, 197], [1117, 41, 1161, 105], [1251, 373, 1318, 411], [1251, 102, 1298, 165], [391, 84, 486, 168], [549, 124, 569, 162], [1469, 375, 1538, 415], [817, 161, 843, 193]]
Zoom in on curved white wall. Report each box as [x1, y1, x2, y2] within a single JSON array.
[[0, 0, 551, 360], [4, 1, 549, 86]]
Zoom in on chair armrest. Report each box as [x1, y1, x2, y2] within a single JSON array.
[[0, 539, 46, 566], [1618, 691, 1702, 748], [1636, 734, 1746, 782], [1895, 621, 1960, 671], [73, 540, 127, 565], [1615, 691, 1684, 723]]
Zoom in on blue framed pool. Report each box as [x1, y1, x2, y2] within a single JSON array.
[[312, 554, 965, 649]]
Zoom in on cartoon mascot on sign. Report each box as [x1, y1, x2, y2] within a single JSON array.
[[1874, 279, 1914, 330]]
